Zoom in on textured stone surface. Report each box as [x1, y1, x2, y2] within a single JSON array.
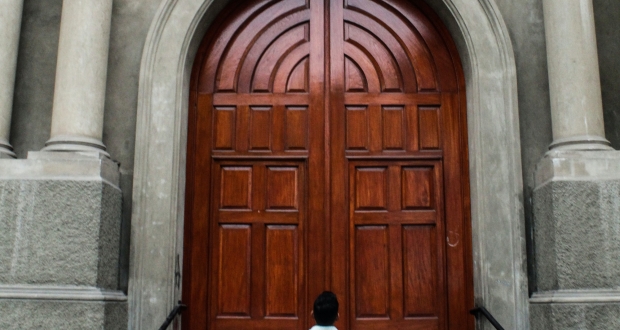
[[0, 300, 127, 329], [0, 179, 121, 289], [534, 180, 620, 290], [531, 303, 620, 330]]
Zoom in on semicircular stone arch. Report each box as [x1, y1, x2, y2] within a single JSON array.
[[130, 0, 528, 329]]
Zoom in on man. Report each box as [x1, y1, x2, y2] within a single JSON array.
[[310, 291, 339, 330]]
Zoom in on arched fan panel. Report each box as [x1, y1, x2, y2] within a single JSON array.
[[345, 23, 403, 92], [345, 0, 457, 91], [273, 46, 310, 93], [198, 0, 270, 93], [345, 56, 368, 92], [344, 44, 381, 93], [286, 56, 310, 93], [241, 21, 310, 93], [200, 0, 310, 93], [384, 0, 459, 91], [344, 11, 417, 92]]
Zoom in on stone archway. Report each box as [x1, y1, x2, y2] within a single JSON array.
[[130, 0, 528, 329]]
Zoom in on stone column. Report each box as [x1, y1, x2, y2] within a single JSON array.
[[543, 0, 612, 150], [531, 2, 620, 328], [0, 0, 23, 159], [43, 0, 113, 157]]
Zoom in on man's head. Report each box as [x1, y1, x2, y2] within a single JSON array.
[[313, 291, 339, 326]]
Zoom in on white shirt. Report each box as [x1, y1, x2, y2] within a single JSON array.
[[310, 326, 338, 330]]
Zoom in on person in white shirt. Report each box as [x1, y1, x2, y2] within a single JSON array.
[[309, 291, 339, 330]]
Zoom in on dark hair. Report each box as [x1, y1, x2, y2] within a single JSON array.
[[313, 291, 339, 326]]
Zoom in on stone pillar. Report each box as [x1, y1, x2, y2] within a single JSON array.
[[531, 3, 620, 328], [43, 0, 113, 157], [543, 0, 612, 151], [0, 0, 23, 159]]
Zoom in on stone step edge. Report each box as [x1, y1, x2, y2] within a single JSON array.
[[531, 289, 620, 304], [0, 284, 127, 302]]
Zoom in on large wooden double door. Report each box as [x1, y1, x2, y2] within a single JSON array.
[[184, 0, 473, 329]]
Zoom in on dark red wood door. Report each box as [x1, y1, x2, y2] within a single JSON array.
[[184, 1, 473, 329]]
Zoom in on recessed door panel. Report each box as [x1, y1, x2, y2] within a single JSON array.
[[404, 225, 438, 317], [266, 166, 299, 210], [354, 226, 390, 318], [265, 225, 299, 317], [217, 225, 252, 317], [219, 166, 252, 210]]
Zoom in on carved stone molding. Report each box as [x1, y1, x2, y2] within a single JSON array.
[[132, 0, 527, 329]]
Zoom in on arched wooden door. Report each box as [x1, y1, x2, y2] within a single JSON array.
[[184, 0, 473, 329]]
